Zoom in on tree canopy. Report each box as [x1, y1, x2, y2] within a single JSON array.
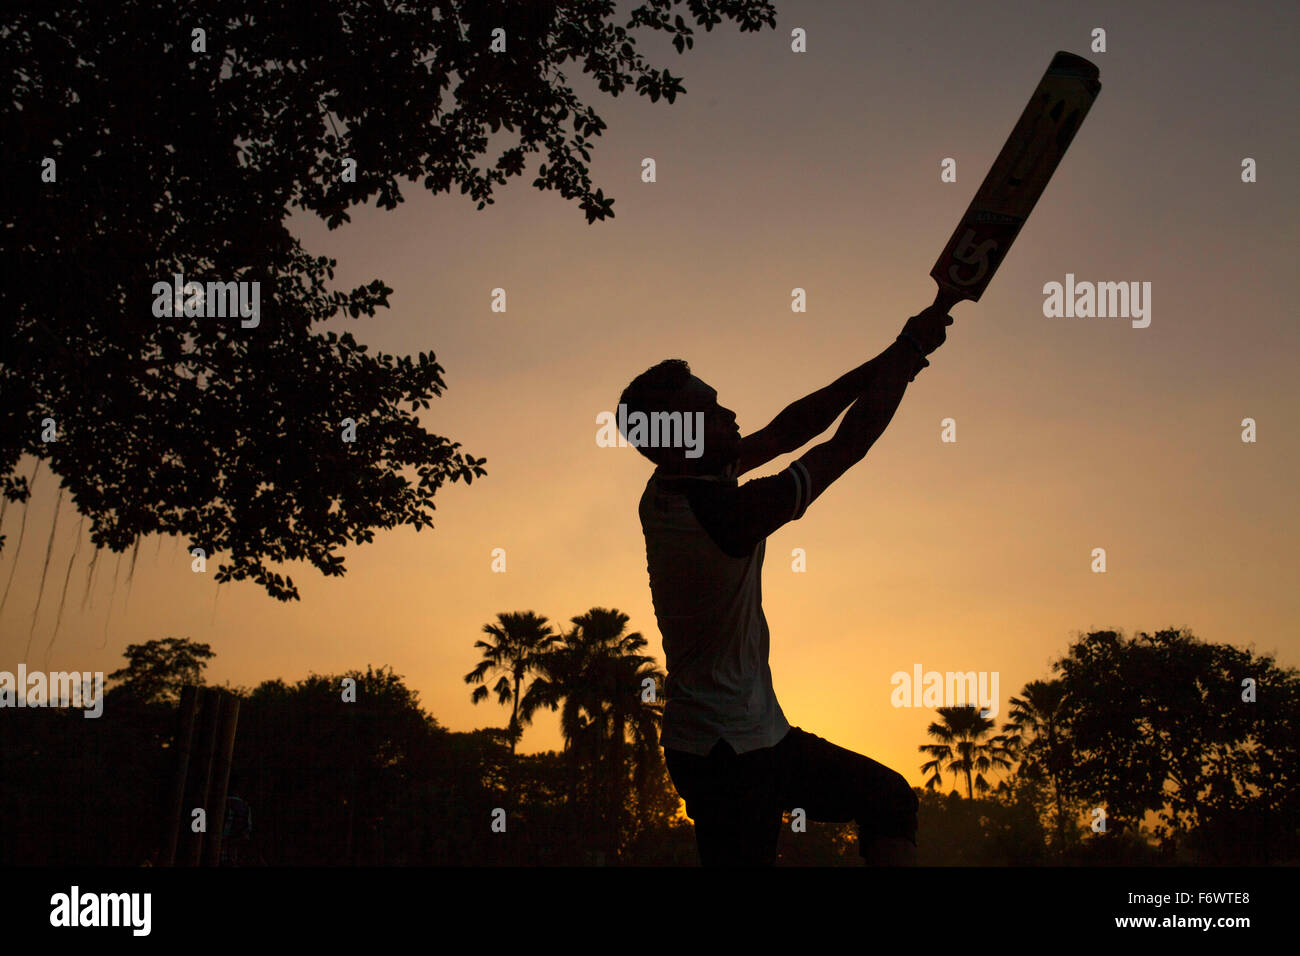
[[1049, 628, 1298, 845], [107, 636, 215, 706], [0, 0, 778, 599]]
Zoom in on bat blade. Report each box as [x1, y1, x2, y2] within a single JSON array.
[[931, 51, 1101, 308]]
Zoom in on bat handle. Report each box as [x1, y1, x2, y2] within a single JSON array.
[[931, 286, 963, 314], [908, 287, 962, 382]]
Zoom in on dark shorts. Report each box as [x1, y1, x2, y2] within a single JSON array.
[[664, 726, 919, 866]]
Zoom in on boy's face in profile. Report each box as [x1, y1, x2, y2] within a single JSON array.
[[672, 375, 741, 473]]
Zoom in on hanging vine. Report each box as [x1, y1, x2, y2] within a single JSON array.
[[81, 544, 101, 614], [100, 550, 124, 649], [25, 484, 64, 659], [123, 536, 142, 610], [0, 459, 42, 617], [45, 513, 86, 664]]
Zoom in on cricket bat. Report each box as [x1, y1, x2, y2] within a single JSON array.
[[930, 51, 1101, 313]]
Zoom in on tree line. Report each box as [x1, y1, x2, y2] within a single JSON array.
[[1, 623, 1294, 865]]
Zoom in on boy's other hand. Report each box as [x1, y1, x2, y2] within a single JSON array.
[[901, 305, 954, 355]]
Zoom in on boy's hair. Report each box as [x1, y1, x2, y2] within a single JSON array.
[[617, 359, 692, 464]]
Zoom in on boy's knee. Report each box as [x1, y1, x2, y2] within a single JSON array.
[[902, 777, 919, 814], [880, 769, 917, 811], [882, 771, 919, 842]]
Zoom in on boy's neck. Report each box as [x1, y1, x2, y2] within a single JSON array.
[[658, 457, 736, 480]]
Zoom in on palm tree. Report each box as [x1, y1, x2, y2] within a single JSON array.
[[1002, 679, 1071, 849], [920, 705, 1015, 798], [520, 607, 665, 862], [464, 611, 558, 755], [592, 637, 664, 855]]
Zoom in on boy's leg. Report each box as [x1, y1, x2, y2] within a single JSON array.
[[770, 726, 919, 865], [695, 804, 782, 866], [664, 739, 783, 866], [860, 835, 918, 866]]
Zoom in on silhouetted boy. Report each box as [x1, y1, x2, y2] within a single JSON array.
[[619, 304, 952, 865]]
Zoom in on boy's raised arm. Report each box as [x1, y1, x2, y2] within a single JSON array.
[[736, 305, 952, 476], [785, 305, 953, 505]]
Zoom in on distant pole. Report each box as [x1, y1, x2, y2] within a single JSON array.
[[202, 692, 241, 866], [182, 688, 220, 866], [161, 685, 200, 866]]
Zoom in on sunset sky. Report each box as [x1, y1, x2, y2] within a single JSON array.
[[2, 0, 1296, 790]]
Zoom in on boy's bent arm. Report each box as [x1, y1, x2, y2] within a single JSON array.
[[701, 339, 924, 555], [795, 338, 925, 504], [738, 306, 951, 476], [737, 355, 882, 475]]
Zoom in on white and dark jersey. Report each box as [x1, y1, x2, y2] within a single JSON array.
[[639, 458, 813, 756]]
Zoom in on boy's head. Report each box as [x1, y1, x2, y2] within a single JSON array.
[[617, 359, 740, 473]]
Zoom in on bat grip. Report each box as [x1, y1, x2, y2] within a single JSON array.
[[909, 286, 962, 382], [931, 286, 962, 314]]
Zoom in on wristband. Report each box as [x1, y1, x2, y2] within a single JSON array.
[[896, 331, 927, 357]]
